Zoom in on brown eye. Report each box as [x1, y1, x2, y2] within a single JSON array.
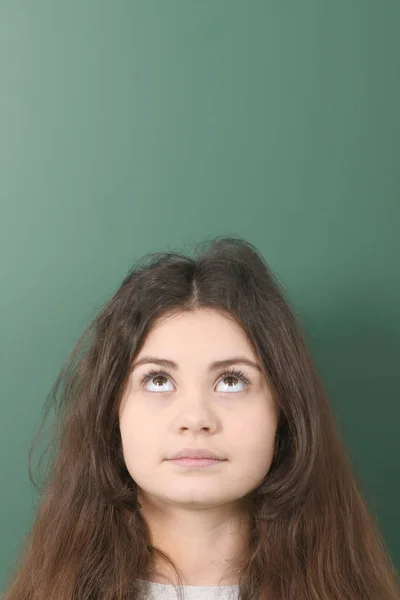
[[216, 369, 251, 393], [223, 375, 237, 386], [140, 370, 174, 392]]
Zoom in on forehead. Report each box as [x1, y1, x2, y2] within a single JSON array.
[[136, 309, 258, 362]]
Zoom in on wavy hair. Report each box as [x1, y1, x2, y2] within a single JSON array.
[[3, 236, 400, 600]]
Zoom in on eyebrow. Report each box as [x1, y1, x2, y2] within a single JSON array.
[[131, 356, 263, 373]]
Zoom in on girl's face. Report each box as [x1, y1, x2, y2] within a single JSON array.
[[118, 308, 279, 511]]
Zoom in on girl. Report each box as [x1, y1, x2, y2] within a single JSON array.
[[4, 236, 400, 600]]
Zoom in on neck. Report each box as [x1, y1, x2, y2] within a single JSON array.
[[138, 491, 251, 586]]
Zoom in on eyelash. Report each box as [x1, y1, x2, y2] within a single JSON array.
[[139, 368, 251, 391]]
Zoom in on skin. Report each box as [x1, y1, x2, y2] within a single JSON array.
[[118, 307, 279, 586]]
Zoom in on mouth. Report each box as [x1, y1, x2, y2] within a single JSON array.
[[167, 448, 226, 461], [167, 457, 227, 468]]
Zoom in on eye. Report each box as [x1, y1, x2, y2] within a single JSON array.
[[215, 369, 250, 393], [139, 368, 251, 393], [140, 369, 174, 392]]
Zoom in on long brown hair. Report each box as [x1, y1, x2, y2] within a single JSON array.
[[3, 236, 400, 600]]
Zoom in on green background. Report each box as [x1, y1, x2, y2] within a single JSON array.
[[1, 1, 399, 591]]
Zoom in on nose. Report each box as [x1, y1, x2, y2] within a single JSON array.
[[175, 391, 218, 433]]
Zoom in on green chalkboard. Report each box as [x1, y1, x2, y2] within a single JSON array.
[[0, 0, 399, 593]]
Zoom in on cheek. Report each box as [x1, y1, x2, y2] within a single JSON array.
[[231, 407, 278, 467], [119, 409, 150, 467]]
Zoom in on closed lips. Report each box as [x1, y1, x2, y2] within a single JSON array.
[[168, 448, 225, 460]]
